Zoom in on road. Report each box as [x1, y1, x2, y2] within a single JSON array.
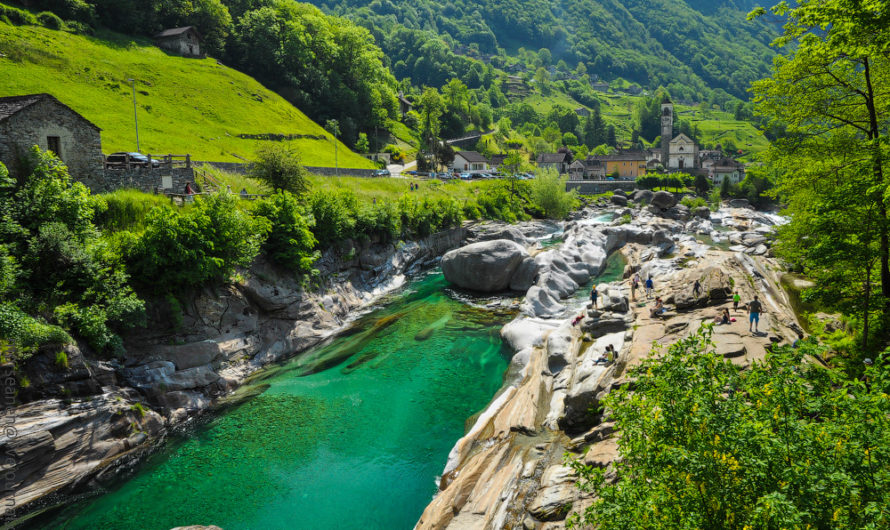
[[386, 159, 417, 178]]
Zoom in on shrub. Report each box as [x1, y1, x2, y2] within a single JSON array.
[[530, 169, 577, 219], [97, 189, 171, 232], [36, 11, 64, 29], [253, 191, 319, 273], [249, 144, 309, 195], [55, 350, 69, 370], [0, 5, 37, 25], [308, 189, 359, 245], [568, 326, 890, 529], [680, 196, 707, 209], [0, 302, 72, 361], [354, 201, 400, 241], [131, 192, 269, 289]]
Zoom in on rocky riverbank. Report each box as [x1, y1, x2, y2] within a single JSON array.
[[1, 228, 471, 523], [417, 195, 804, 529]]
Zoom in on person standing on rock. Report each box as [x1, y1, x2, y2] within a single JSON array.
[[748, 295, 763, 333], [645, 277, 654, 298], [630, 276, 638, 301], [733, 291, 741, 312], [693, 279, 702, 298], [590, 285, 598, 308]]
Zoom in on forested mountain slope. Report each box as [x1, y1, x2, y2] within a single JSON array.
[[318, 0, 777, 100]]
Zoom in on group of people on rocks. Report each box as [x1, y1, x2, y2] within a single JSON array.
[[590, 268, 766, 334]]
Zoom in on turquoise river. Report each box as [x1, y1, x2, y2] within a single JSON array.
[[37, 250, 624, 530], [37, 272, 515, 530]]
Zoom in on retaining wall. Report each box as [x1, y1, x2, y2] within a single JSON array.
[[566, 180, 637, 195]]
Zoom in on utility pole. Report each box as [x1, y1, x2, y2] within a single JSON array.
[[127, 78, 140, 152], [325, 119, 340, 177]]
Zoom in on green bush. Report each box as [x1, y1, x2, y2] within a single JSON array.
[[680, 196, 707, 209], [354, 201, 400, 241], [530, 169, 577, 219], [397, 195, 463, 237], [568, 326, 890, 529], [0, 4, 37, 25], [308, 189, 359, 245], [36, 11, 64, 29], [249, 144, 309, 195], [97, 189, 171, 232], [254, 191, 319, 273], [131, 192, 269, 289], [55, 349, 69, 370], [0, 302, 71, 361]]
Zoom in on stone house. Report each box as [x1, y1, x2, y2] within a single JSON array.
[[710, 158, 746, 185], [574, 107, 590, 117], [536, 152, 570, 174], [567, 159, 586, 180], [154, 26, 203, 58], [0, 93, 103, 180]]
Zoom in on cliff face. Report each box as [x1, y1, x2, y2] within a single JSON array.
[[1, 228, 466, 522], [416, 202, 802, 529]]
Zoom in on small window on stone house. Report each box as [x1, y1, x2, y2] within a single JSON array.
[[47, 136, 61, 158]]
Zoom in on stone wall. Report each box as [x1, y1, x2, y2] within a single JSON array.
[[0, 98, 103, 181], [84, 167, 196, 194], [197, 161, 378, 178], [566, 180, 637, 195]]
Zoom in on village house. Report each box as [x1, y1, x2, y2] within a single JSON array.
[[536, 152, 570, 174], [567, 159, 586, 180], [583, 158, 606, 179], [710, 158, 746, 185], [154, 26, 203, 58], [574, 107, 590, 117], [0, 93, 103, 180], [451, 151, 490, 172], [587, 150, 648, 179]]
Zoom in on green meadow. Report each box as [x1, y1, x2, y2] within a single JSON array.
[[0, 20, 373, 168]]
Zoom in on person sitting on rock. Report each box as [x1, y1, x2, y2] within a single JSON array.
[[605, 344, 617, 363], [717, 308, 730, 325], [650, 297, 665, 318]]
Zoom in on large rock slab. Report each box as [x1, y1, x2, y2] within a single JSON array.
[[441, 239, 529, 292]]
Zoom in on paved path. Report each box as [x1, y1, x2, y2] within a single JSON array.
[[386, 159, 417, 178]]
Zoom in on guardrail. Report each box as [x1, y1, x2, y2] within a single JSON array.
[[104, 154, 192, 171]]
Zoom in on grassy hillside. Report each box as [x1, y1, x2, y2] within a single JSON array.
[[0, 21, 373, 168]]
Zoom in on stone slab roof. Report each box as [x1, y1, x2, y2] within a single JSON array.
[[537, 152, 568, 164], [0, 93, 100, 130], [155, 26, 201, 40]]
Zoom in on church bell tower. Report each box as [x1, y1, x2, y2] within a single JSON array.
[[660, 101, 673, 165]]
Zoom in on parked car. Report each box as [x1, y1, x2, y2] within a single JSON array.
[[106, 152, 160, 168], [459, 172, 471, 180], [373, 169, 390, 177]]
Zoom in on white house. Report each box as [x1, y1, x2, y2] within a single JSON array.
[[668, 133, 698, 170], [710, 158, 745, 185], [452, 151, 490, 172]]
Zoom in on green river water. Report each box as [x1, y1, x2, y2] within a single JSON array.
[[38, 272, 516, 530]]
